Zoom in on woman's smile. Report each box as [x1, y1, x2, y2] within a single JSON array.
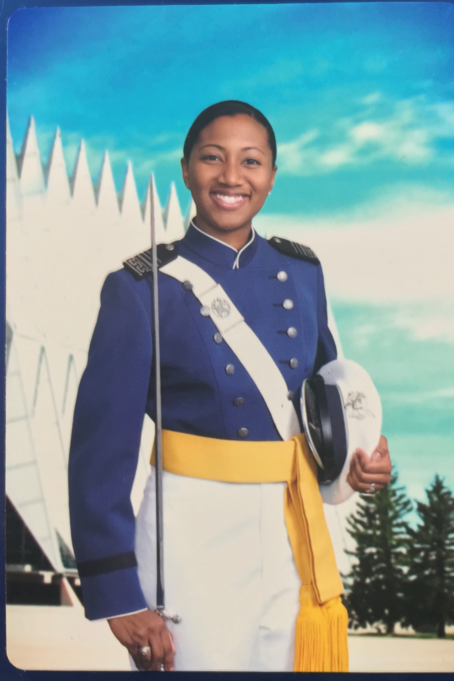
[[210, 190, 250, 209]]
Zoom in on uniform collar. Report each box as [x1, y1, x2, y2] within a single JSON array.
[[182, 221, 259, 269]]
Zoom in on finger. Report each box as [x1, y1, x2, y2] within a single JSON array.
[[347, 463, 365, 491], [371, 448, 387, 462], [350, 451, 371, 482], [348, 463, 389, 492], [347, 457, 363, 491], [149, 633, 164, 671], [169, 631, 176, 655], [351, 453, 391, 483], [353, 469, 391, 485], [365, 459, 392, 475], [160, 628, 176, 671], [354, 449, 392, 475], [132, 645, 153, 672]]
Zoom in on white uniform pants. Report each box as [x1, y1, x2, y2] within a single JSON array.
[[133, 467, 301, 671]]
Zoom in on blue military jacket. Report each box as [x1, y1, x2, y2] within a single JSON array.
[[68, 223, 337, 620]]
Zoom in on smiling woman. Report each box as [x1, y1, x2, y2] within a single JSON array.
[[181, 101, 277, 248], [68, 101, 392, 673]]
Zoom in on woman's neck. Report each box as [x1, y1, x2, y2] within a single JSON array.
[[192, 216, 252, 251]]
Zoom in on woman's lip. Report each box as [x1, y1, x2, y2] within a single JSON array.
[[210, 192, 249, 209]]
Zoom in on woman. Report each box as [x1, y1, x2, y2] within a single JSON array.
[[68, 101, 392, 672]]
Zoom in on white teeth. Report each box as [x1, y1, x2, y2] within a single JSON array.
[[214, 193, 245, 204]]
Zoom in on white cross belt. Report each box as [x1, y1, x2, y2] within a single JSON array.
[[160, 257, 300, 441]]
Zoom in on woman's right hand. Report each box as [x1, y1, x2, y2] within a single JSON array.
[[108, 609, 175, 671]]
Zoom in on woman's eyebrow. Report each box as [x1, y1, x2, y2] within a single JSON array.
[[199, 143, 266, 156], [199, 144, 224, 151], [242, 146, 266, 156]]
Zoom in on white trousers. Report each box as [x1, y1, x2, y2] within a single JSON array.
[[133, 467, 301, 671]]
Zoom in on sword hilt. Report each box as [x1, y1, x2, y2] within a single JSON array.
[[155, 605, 182, 624]]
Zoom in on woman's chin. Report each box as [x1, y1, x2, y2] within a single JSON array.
[[197, 211, 253, 234]]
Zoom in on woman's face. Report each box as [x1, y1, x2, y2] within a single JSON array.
[[181, 114, 277, 239]]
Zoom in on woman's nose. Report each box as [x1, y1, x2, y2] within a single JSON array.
[[219, 160, 241, 186]]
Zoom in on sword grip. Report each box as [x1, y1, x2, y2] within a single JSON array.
[[155, 606, 182, 624]]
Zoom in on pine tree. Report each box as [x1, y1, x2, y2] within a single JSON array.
[[403, 475, 454, 638], [344, 472, 412, 634]]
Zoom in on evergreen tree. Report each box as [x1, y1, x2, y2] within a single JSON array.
[[403, 475, 454, 638], [344, 472, 412, 634]]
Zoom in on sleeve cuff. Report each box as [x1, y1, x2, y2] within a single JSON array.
[[92, 608, 149, 623], [80, 566, 148, 621]]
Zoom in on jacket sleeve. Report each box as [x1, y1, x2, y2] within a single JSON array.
[[68, 269, 151, 620], [314, 265, 356, 505], [313, 263, 337, 373]]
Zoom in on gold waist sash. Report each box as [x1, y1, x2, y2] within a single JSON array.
[[151, 430, 348, 672]]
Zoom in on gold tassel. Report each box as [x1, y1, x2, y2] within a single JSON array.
[[293, 585, 349, 672]]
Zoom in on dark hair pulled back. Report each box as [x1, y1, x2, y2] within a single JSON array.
[[183, 100, 277, 166]]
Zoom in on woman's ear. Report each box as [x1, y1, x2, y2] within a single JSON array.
[[181, 157, 190, 189], [269, 165, 278, 193]]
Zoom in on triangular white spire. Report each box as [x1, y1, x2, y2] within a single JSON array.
[[45, 128, 70, 203], [95, 151, 119, 216], [71, 140, 95, 210], [164, 182, 184, 241], [142, 173, 166, 243], [18, 116, 45, 197], [6, 338, 63, 572], [119, 161, 142, 225], [30, 346, 73, 554], [185, 197, 196, 232], [6, 116, 22, 221]]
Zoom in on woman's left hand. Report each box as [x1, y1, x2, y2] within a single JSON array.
[[347, 434, 392, 494]]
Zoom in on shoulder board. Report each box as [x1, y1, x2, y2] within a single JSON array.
[[123, 243, 179, 280], [268, 236, 320, 265]]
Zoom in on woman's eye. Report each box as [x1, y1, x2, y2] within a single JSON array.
[[202, 154, 220, 162], [244, 158, 260, 166]]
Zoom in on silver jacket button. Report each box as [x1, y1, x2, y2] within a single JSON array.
[[200, 305, 210, 316], [283, 299, 294, 310], [287, 390, 294, 400], [213, 332, 223, 344], [232, 397, 245, 406], [289, 358, 298, 369], [225, 364, 235, 375], [165, 243, 175, 251], [277, 271, 288, 282], [237, 428, 249, 438], [287, 327, 297, 338], [182, 280, 193, 291]]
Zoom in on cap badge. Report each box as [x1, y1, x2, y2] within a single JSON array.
[[345, 391, 375, 420]]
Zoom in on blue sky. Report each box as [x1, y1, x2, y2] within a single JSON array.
[[7, 4, 454, 513]]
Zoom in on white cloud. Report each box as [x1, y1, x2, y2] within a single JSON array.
[[350, 122, 382, 143], [393, 306, 454, 343], [277, 129, 319, 174], [320, 146, 354, 168], [360, 92, 381, 106], [254, 189, 454, 341], [385, 386, 454, 404], [276, 94, 452, 176]]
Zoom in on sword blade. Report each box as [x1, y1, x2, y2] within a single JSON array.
[[150, 177, 165, 609]]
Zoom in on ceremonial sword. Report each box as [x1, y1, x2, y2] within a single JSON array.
[[149, 179, 181, 635]]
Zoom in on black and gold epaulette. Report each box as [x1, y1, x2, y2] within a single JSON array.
[[123, 243, 179, 280], [268, 236, 320, 265]]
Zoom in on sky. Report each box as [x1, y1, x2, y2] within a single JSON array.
[[7, 3, 454, 515]]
